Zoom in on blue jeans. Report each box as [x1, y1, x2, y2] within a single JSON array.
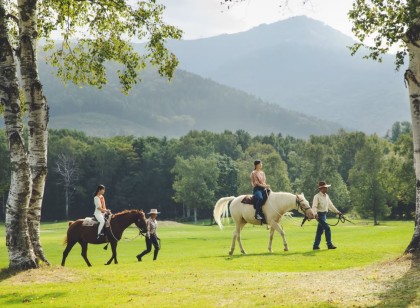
[[253, 187, 264, 215], [313, 212, 333, 247]]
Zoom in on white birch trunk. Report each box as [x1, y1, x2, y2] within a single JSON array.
[[0, 4, 37, 270], [18, 0, 49, 264], [405, 38, 420, 254]]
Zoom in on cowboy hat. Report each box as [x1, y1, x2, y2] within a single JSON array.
[[147, 209, 160, 215], [318, 181, 331, 189]]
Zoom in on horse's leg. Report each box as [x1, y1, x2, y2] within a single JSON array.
[[236, 221, 247, 255], [270, 221, 288, 251], [105, 241, 118, 265], [268, 226, 275, 253], [80, 241, 92, 267], [229, 224, 238, 255], [61, 240, 77, 266]]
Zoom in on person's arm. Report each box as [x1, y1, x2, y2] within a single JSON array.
[[327, 195, 341, 214], [312, 194, 319, 215], [94, 196, 105, 213], [146, 219, 151, 238]]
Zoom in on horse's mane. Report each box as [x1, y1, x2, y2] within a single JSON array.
[[113, 209, 144, 217]]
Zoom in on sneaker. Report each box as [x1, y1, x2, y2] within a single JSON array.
[[328, 245, 337, 249], [255, 214, 263, 220], [313, 246, 320, 250]]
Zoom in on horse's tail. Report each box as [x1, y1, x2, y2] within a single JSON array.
[[213, 196, 235, 230], [63, 221, 74, 245]]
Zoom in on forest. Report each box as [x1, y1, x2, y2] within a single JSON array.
[[0, 121, 414, 224]]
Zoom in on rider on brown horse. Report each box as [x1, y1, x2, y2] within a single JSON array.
[[93, 184, 111, 239]]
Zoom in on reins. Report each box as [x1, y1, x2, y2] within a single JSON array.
[[301, 213, 355, 227], [264, 192, 312, 226], [103, 213, 146, 250]]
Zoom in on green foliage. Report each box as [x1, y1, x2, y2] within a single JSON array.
[[0, 121, 414, 222], [172, 155, 220, 212], [38, 0, 182, 92], [349, 135, 390, 224], [348, 0, 411, 68]]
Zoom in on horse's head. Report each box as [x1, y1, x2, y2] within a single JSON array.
[[134, 210, 147, 233], [296, 193, 315, 219]]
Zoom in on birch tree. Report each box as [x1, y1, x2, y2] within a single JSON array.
[[0, 0, 181, 270], [348, 0, 420, 256]]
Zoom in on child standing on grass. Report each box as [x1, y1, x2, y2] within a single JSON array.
[[136, 209, 160, 261]]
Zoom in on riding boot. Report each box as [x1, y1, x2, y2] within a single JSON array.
[[136, 250, 147, 262], [153, 250, 159, 261]]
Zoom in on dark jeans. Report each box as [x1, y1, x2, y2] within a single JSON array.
[[253, 187, 264, 215], [313, 212, 333, 247], [138, 234, 160, 260]]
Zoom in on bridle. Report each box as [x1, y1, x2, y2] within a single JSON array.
[[295, 195, 312, 216]]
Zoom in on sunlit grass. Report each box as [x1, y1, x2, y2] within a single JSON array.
[[0, 219, 415, 307]]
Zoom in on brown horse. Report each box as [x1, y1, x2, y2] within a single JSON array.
[[61, 209, 147, 267]]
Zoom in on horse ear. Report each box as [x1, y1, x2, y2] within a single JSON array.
[[301, 192, 304, 197]]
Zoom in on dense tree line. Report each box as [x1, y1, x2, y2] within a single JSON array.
[[0, 122, 415, 223]]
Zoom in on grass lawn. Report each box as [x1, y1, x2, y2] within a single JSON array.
[[0, 218, 418, 307]]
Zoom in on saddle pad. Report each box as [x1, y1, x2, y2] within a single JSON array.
[[82, 217, 111, 227], [82, 217, 98, 226]]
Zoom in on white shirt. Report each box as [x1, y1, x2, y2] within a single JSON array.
[[94, 196, 104, 216], [312, 192, 339, 214]]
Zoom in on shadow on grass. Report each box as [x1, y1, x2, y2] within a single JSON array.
[[0, 267, 25, 282], [0, 291, 67, 305], [372, 254, 419, 307], [205, 249, 329, 260]]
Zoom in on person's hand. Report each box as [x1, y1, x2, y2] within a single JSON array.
[[266, 184, 270, 189]]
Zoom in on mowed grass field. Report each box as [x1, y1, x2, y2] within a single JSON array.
[[0, 218, 418, 307]]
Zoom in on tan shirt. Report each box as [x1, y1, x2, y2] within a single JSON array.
[[250, 170, 267, 188], [312, 192, 339, 214], [146, 218, 158, 238]]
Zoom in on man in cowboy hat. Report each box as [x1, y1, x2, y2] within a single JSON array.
[[136, 209, 160, 261], [312, 181, 342, 250]]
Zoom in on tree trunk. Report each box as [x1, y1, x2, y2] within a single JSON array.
[[404, 37, 420, 256], [0, 4, 37, 270], [18, 0, 49, 265], [65, 187, 69, 219]]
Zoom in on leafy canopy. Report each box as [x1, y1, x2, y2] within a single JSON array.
[[33, 0, 182, 93], [348, 0, 417, 69]]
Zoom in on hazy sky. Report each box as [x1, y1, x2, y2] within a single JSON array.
[[160, 0, 355, 39]]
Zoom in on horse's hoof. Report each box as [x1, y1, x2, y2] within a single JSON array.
[[284, 248, 289, 252], [241, 251, 246, 255], [228, 251, 233, 256]]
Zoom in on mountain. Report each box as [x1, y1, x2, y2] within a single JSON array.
[[163, 16, 410, 135], [40, 65, 343, 139]]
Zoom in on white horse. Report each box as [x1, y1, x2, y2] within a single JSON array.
[[213, 192, 315, 255]]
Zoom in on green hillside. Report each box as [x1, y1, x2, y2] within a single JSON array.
[[41, 64, 344, 138]]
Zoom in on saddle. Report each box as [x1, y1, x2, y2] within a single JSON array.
[[82, 216, 110, 227], [241, 190, 271, 209]]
